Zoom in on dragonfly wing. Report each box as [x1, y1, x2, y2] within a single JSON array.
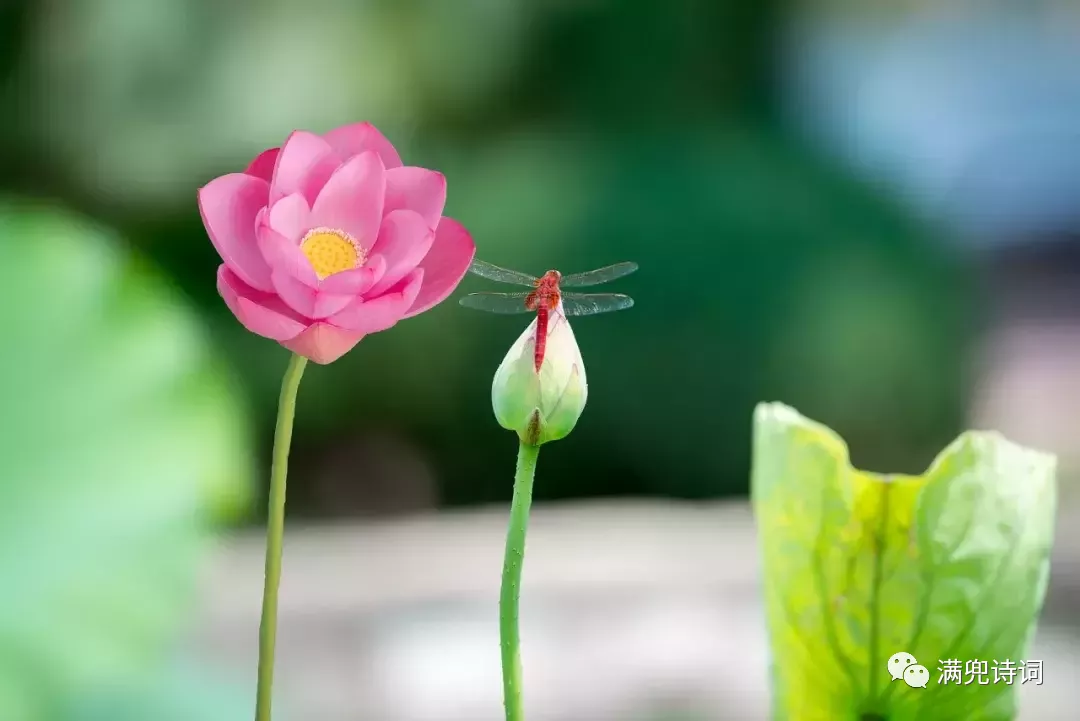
[[559, 261, 639, 288], [560, 292, 634, 316], [459, 291, 534, 314], [467, 259, 538, 287]]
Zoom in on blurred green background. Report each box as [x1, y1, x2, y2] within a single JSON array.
[[2, 0, 974, 511], [8, 0, 1075, 719]]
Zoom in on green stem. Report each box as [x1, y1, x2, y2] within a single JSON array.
[[254, 352, 308, 721], [500, 441, 540, 721]]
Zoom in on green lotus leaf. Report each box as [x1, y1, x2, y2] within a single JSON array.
[[752, 403, 1056, 720], [0, 200, 252, 720]]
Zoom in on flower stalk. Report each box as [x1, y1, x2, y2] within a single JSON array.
[[254, 352, 308, 721], [500, 440, 540, 721], [490, 307, 589, 721]]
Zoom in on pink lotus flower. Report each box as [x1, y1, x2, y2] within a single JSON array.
[[199, 122, 476, 364]]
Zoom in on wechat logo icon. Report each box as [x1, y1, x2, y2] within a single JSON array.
[[888, 652, 929, 689]]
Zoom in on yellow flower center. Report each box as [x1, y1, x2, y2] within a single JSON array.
[[300, 227, 365, 279]]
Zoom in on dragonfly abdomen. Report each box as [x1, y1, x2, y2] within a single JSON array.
[[533, 308, 549, 372]]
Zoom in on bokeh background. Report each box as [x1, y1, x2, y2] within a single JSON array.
[[1, 0, 1078, 719]]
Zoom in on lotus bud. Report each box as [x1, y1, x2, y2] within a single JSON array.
[[491, 305, 587, 446]]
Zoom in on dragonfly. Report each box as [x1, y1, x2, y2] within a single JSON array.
[[459, 258, 638, 371]]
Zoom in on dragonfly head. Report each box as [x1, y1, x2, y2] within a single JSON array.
[[538, 269, 561, 286]]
